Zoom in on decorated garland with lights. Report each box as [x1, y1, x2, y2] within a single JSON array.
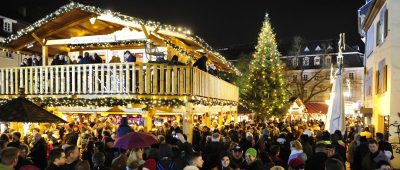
[[164, 40, 196, 59], [68, 40, 147, 49], [0, 2, 240, 75], [0, 97, 237, 110]]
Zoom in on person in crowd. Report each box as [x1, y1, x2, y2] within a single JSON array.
[[203, 132, 224, 170], [82, 140, 95, 168], [15, 144, 33, 170], [35, 55, 42, 66], [299, 134, 313, 158], [193, 55, 208, 72], [183, 152, 204, 170], [354, 136, 369, 170], [63, 55, 72, 64], [288, 140, 307, 164], [127, 148, 145, 170], [75, 160, 91, 170], [347, 134, 359, 169], [117, 117, 134, 138], [288, 157, 305, 170], [46, 149, 66, 170], [20, 58, 30, 67], [92, 53, 103, 63], [376, 160, 392, 170], [112, 148, 129, 170], [109, 56, 121, 63], [51, 54, 61, 65], [124, 51, 136, 62], [360, 127, 373, 139], [92, 152, 112, 170], [103, 137, 116, 167], [8, 131, 22, 148], [325, 144, 344, 165], [0, 147, 20, 170], [28, 133, 47, 169], [325, 158, 345, 170], [81, 52, 92, 64], [211, 151, 233, 170], [376, 132, 394, 160], [63, 145, 81, 169], [269, 145, 286, 169], [242, 148, 263, 170], [141, 159, 156, 170], [305, 143, 327, 170], [270, 166, 286, 170], [156, 140, 177, 170], [362, 139, 389, 170]]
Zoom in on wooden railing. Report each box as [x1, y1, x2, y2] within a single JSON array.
[[0, 63, 238, 102]]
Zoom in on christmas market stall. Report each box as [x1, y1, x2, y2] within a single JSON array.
[[0, 2, 239, 142]]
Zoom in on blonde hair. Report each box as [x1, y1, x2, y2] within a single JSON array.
[[270, 166, 285, 170], [290, 140, 303, 150]]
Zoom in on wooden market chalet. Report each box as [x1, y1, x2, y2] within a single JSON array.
[[0, 2, 239, 142]]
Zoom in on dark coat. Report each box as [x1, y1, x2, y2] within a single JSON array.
[[354, 142, 369, 170], [29, 138, 48, 169], [305, 151, 328, 170], [361, 151, 389, 170], [229, 156, 245, 169], [93, 166, 113, 170], [203, 142, 224, 170], [193, 56, 208, 72], [15, 156, 33, 170], [46, 163, 62, 170], [379, 141, 394, 159], [126, 55, 136, 62], [242, 160, 263, 170]]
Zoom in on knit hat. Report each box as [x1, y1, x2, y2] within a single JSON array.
[[262, 128, 270, 136], [288, 158, 305, 169], [245, 148, 257, 158], [143, 159, 156, 170]]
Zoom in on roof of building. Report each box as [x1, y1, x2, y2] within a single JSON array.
[[305, 102, 328, 114]]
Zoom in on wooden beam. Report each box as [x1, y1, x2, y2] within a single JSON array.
[[141, 24, 150, 39], [31, 33, 44, 46], [16, 15, 92, 50]]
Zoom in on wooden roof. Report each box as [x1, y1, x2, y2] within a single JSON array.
[[0, 2, 239, 74]]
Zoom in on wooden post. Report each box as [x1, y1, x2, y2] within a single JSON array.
[[183, 103, 193, 143], [144, 109, 155, 132], [42, 46, 48, 66], [226, 112, 232, 125], [234, 111, 238, 124], [206, 112, 211, 127], [218, 112, 223, 126]]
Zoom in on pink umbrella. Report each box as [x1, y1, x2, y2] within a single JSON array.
[[113, 132, 157, 149]]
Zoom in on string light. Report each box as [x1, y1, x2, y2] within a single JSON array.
[[0, 1, 240, 75]]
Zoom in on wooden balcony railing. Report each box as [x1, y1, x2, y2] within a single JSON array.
[[0, 63, 238, 102]]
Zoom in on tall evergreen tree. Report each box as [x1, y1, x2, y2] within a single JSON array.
[[241, 14, 290, 119]]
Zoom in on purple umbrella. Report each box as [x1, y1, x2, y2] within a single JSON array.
[[113, 132, 157, 149]]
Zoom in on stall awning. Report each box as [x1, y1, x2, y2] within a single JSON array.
[[305, 102, 328, 114]]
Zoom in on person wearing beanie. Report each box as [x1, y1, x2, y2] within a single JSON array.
[[142, 159, 156, 170], [242, 148, 263, 170], [288, 157, 305, 170]]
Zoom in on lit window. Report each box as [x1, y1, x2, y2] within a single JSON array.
[[292, 58, 298, 66], [3, 20, 12, 33], [349, 73, 354, 80], [326, 56, 331, 64], [314, 56, 320, 65], [303, 57, 309, 66]]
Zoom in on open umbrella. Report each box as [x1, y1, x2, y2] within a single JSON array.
[[114, 132, 157, 149]]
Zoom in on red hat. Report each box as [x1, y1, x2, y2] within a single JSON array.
[[289, 158, 305, 169], [143, 159, 156, 170]]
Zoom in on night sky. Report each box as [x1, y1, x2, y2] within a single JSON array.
[[1, 0, 366, 51]]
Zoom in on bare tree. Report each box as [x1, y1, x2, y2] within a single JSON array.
[[287, 36, 331, 102]]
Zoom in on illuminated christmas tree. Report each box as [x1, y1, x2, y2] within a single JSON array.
[[241, 13, 290, 119]]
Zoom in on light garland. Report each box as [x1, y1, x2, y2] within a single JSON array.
[[164, 40, 196, 60], [0, 2, 240, 75], [0, 97, 237, 109], [68, 40, 147, 49]]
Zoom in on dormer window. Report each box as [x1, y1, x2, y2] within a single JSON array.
[[315, 45, 321, 51], [327, 45, 333, 50], [303, 57, 309, 66], [304, 46, 310, 52], [3, 19, 12, 33], [314, 56, 321, 65], [292, 58, 298, 66]]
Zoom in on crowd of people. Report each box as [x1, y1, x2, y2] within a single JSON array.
[[0, 116, 395, 170]]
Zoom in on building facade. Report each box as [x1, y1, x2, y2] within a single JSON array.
[[280, 40, 364, 115], [358, 1, 400, 167]]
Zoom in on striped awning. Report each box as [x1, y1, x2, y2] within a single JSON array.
[[305, 102, 328, 114]]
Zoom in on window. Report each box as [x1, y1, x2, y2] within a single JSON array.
[[303, 57, 309, 66], [349, 73, 355, 80], [292, 58, 298, 66], [3, 20, 12, 33], [326, 56, 331, 65], [292, 75, 298, 82], [303, 74, 308, 81], [314, 56, 320, 65], [315, 45, 321, 51], [384, 9, 388, 38], [366, 26, 375, 57], [304, 47, 310, 52], [377, 59, 387, 94], [376, 20, 382, 46]]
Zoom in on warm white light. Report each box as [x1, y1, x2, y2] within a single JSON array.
[[26, 43, 33, 48], [90, 17, 96, 24]]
